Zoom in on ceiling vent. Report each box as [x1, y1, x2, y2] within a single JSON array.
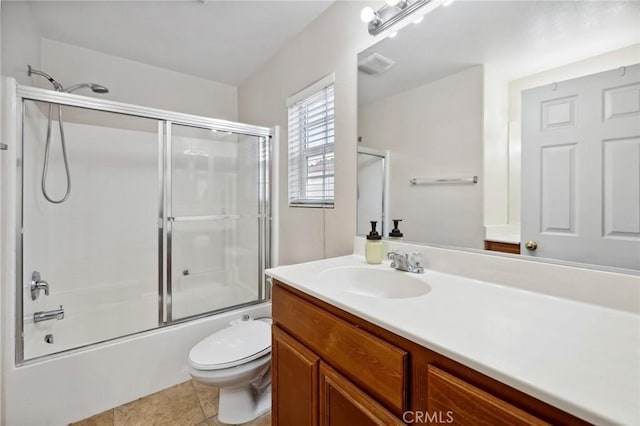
[[358, 53, 395, 75]]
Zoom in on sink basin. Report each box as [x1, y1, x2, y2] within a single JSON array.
[[318, 266, 431, 299]]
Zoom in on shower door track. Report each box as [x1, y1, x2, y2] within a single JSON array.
[[16, 86, 271, 137], [14, 84, 273, 364]]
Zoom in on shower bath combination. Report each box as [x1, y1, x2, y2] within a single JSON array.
[[7, 70, 273, 426], [27, 65, 109, 203]]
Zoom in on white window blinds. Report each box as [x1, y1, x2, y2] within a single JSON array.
[[287, 74, 335, 207]]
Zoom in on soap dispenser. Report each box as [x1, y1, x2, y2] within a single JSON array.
[[365, 221, 383, 264], [389, 219, 403, 240]]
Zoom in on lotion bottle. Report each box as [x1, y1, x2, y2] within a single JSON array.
[[365, 221, 383, 264]]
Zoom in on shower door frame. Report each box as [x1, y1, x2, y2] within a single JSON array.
[[14, 85, 273, 364]]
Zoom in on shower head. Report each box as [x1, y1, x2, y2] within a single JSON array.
[[26, 66, 109, 95], [65, 83, 110, 94], [27, 65, 63, 91]]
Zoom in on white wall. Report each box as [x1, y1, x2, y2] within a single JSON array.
[[40, 38, 238, 120], [238, 1, 383, 265], [1, 2, 238, 120], [358, 66, 485, 249], [0, 1, 41, 86], [483, 66, 509, 227]]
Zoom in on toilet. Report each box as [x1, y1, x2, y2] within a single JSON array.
[[189, 318, 272, 424]]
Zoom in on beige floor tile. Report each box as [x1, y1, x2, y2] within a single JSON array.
[[203, 417, 228, 426], [231, 412, 271, 426], [246, 412, 271, 426], [203, 411, 271, 426], [113, 381, 205, 426], [70, 409, 114, 426], [191, 380, 220, 418]]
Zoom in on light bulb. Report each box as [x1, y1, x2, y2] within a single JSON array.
[[388, 31, 398, 38], [386, 0, 400, 6], [442, 0, 454, 6], [360, 7, 376, 23], [413, 16, 424, 24]]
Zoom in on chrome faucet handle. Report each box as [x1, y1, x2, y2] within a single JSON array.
[[31, 271, 50, 300], [387, 250, 404, 269], [408, 252, 425, 273], [387, 250, 405, 259]]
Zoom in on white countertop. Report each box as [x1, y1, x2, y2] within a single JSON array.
[[266, 255, 640, 425]]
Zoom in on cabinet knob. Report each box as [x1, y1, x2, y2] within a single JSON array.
[[525, 240, 538, 251]]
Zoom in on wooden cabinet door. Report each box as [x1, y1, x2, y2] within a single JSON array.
[[319, 362, 405, 426], [272, 326, 320, 426], [427, 365, 549, 426]]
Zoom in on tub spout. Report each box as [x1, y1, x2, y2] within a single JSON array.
[[34, 305, 64, 323]]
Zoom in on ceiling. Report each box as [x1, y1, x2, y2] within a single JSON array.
[[27, 0, 335, 87], [358, 1, 640, 105]]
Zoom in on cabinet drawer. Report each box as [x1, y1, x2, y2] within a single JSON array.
[[273, 283, 408, 415], [320, 362, 405, 426], [427, 365, 549, 426]]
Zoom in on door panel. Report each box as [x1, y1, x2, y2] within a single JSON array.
[[168, 124, 266, 321], [603, 138, 640, 237], [540, 144, 577, 234], [319, 362, 404, 426], [427, 365, 548, 426], [522, 64, 640, 269], [21, 100, 160, 360], [272, 326, 319, 426]]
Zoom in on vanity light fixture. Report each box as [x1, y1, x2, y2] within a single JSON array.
[[361, 0, 434, 36]]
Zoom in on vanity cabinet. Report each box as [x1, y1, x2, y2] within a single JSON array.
[[272, 281, 589, 425], [484, 240, 521, 254], [272, 326, 319, 425]]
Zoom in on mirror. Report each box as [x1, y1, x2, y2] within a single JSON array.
[[357, 147, 389, 237], [357, 1, 640, 270]]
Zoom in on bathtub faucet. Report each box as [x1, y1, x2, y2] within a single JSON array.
[[387, 250, 424, 274], [34, 305, 64, 323]]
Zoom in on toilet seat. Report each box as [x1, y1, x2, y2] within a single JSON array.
[[189, 320, 271, 371]]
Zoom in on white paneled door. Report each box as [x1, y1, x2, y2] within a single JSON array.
[[522, 64, 640, 270]]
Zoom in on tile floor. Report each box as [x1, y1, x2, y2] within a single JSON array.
[[70, 380, 271, 426]]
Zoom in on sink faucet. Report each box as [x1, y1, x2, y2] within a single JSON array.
[[387, 250, 424, 274]]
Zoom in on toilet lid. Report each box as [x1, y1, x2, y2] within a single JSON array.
[[189, 320, 271, 371]]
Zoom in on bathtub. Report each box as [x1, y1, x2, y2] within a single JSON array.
[[5, 301, 271, 425], [23, 275, 260, 360]]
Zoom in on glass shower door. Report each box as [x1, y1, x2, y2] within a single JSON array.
[[21, 100, 161, 360], [168, 124, 268, 321]]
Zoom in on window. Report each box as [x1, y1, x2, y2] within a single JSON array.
[[287, 73, 335, 207]]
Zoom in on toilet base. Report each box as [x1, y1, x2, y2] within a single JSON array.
[[217, 384, 271, 425]]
